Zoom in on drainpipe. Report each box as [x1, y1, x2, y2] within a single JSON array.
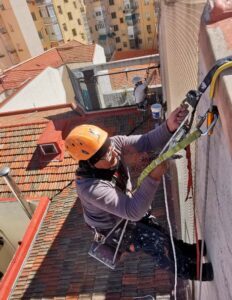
[[0, 167, 33, 219]]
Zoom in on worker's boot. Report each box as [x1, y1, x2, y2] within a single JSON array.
[[189, 262, 214, 281], [176, 240, 207, 259]]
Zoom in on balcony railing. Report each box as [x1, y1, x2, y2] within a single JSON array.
[[68, 55, 161, 111]]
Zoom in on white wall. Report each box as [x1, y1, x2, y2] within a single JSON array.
[[9, 0, 44, 57], [92, 44, 106, 65], [0, 201, 30, 273], [0, 67, 67, 112]]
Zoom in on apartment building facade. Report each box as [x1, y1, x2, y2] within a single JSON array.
[[34, 0, 158, 60], [107, 0, 158, 51], [0, 0, 44, 70], [84, 0, 158, 57], [28, 0, 63, 49]]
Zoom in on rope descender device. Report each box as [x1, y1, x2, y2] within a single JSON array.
[[137, 55, 232, 187]]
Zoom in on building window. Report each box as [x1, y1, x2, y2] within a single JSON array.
[[45, 28, 48, 35], [68, 12, 73, 20], [73, 1, 77, 8], [147, 37, 152, 43], [138, 38, 142, 44], [144, 0, 149, 4], [97, 22, 105, 29], [39, 9, 42, 18], [146, 25, 151, 33], [89, 27, 93, 33], [113, 25, 118, 31], [120, 17, 123, 23], [111, 12, 116, 19], [123, 42, 127, 47], [117, 48, 122, 51], [115, 37, 120, 43], [72, 28, 77, 36], [57, 5, 63, 14], [109, 0, 114, 5], [80, 7, 84, 13], [81, 33, 85, 40], [31, 12, 37, 21], [77, 18, 82, 25], [64, 0, 68, 3], [95, 25, 98, 31], [95, 11, 101, 16], [38, 31, 43, 39], [63, 23, 68, 31]]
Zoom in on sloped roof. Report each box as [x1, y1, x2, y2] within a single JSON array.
[[0, 40, 95, 94], [109, 64, 161, 90], [0, 106, 185, 299], [111, 49, 157, 61]]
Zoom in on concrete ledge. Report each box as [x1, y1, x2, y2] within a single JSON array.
[[204, 0, 232, 24], [200, 9, 232, 156]]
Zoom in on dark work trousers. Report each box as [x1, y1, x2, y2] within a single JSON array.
[[104, 218, 198, 280]]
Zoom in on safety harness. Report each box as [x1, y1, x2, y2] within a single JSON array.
[[76, 160, 130, 269]]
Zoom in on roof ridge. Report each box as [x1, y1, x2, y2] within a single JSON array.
[[2, 48, 57, 75]]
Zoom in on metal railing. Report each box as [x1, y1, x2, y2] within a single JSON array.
[[69, 58, 161, 111]]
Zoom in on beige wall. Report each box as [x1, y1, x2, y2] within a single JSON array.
[[194, 10, 232, 299], [136, 0, 158, 50], [0, 0, 44, 70], [53, 0, 91, 44], [159, 0, 206, 243], [28, 1, 52, 50], [0, 15, 20, 70]]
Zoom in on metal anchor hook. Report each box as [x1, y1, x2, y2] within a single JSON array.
[[201, 114, 218, 136], [197, 106, 219, 136]]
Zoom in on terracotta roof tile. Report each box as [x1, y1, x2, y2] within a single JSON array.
[[0, 40, 95, 96], [111, 49, 157, 61], [109, 64, 161, 90]]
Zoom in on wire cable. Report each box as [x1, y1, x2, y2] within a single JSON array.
[[163, 174, 177, 300]]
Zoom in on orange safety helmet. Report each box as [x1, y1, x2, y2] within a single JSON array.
[[65, 124, 108, 161]]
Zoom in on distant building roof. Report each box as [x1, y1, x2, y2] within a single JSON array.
[[0, 40, 95, 94], [111, 49, 157, 61], [109, 64, 161, 90]]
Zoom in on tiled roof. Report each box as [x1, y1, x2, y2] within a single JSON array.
[[111, 49, 157, 61], [57, 41, 95, 63], [0, 106, 186, 299], [109, 64, 161, 90], [0, 40, 95, 94]]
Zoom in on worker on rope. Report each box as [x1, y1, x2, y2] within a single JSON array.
[[132, 68, 156, 111], [65, 105, 213, 281]]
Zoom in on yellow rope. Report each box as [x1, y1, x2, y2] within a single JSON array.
[[209, 61, 232, 99]]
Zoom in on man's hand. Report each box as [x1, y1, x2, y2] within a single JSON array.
[[166, 104, 189, 133], [149, 162, 167, 181]]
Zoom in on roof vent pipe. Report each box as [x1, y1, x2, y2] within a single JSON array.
[[0, 167, 33, 219]]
